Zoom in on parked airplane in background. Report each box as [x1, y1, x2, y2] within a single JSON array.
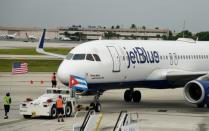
[[60, 36, 71, 41], [0, 34, 6, 39], [37, 29, 209, 112], [6, 33, 16, 39], [26, 33, 37, 41]]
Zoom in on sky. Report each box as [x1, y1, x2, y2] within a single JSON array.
[[0, 0, 209, 32]]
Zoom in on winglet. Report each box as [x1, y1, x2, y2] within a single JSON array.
[[36, 29, 66, 59], [38, 29, 46, 49]]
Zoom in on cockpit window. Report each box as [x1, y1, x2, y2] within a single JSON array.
[[93, 54, 101, 61], [66, 53, 74, 60], [86, 54, 94, 61], [73, 54, 86, 60]]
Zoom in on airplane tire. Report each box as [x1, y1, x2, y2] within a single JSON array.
[[124, 90, 132, 102], [197, 103, 205, 108], [207, 104, 209, 108], [133, 90, 141, 103], [95, 103, 101, 112], [90, 102, 95, 110]]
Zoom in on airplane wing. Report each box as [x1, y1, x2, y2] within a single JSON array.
[[36, 29, 66, 59], [146, 69, 208, 86]]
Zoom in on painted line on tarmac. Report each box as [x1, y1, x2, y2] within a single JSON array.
[[0, 118, 28, 126]]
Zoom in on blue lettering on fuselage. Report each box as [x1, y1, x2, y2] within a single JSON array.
[[126, 47, 160, 68]]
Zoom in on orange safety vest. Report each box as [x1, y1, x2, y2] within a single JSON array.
[[51, 75, 56, 81], [56, 98, 63, 108]]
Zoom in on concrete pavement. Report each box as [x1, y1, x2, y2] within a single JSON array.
[[0, 72, 209, 130]]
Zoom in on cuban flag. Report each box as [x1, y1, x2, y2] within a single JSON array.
[[69, 75, 88, 92]]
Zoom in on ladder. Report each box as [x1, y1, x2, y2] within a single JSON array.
[[113, 110, 128, 131], [73, 110, 103, 131], [113, 111, 140, 131]]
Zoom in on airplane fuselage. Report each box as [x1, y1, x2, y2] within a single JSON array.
[[57, 40, 209, 91]]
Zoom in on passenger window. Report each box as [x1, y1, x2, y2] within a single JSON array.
[[86, 54, 94, 61], [73, 54, 86, 60], [93, 54, 101, 61], [66, 53, 74, 60]]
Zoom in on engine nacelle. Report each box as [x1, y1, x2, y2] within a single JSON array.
[[184, 80, 209, 104]]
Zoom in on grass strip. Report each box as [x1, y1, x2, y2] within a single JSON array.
[[0, 48, 71, 55]]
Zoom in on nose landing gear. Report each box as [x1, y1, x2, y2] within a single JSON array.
[[124, 89, 141, 103], [90, 91, 102, 112]]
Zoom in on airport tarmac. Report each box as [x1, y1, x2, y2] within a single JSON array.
[[0, 72, 209, 131]]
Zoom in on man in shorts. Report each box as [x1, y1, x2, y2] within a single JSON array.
[[51, 72, 57, 88], [56, 95, 64, 122]]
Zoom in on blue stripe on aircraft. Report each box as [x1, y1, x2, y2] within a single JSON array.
[[73, 86, 88, 91], [64, 80, 180, 92]]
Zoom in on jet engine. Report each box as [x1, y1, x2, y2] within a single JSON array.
[[184, 80, 209, 107]]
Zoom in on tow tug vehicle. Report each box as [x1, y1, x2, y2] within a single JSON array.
[[20, 87, 77, 118]]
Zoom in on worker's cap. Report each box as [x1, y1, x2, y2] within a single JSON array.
[[58, 95, 62, 98], [6, 92, 10, 96]]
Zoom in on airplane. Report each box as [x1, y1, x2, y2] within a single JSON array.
[[60, 36, 71, 41], [0, 34, 6, 39], [6, 33, 16, 39], [26, 33, 37, 41], [36, 29, 209, 112]]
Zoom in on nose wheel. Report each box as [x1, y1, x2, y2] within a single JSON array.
[[124, 89, 141, 103], [90, 91, 102, 112]]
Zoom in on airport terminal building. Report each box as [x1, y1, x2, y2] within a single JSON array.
[[0, 26, 169, 41]]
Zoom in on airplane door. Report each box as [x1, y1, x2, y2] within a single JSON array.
[[107, 46, 120, 72], [169, 53, 173, 65]]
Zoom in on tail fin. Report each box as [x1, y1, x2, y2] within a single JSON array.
[[36, 29, 66, 59], [38, 29, 46, 49], [26, 33, 29, 39]]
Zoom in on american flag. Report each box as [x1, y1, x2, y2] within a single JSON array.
[[12, 62, 28, 75]]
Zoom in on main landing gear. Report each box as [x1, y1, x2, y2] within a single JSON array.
[[124, 89, 141, 103], [90, 91, 102, 112]]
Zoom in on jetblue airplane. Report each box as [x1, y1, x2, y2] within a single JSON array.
[[37, 29, 209, 112]]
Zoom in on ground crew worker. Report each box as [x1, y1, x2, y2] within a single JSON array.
[[56, 95, 64, 122], [51, 72, 57, 88], [3, 92, 11, 119]]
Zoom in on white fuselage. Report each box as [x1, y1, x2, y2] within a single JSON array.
[[57, 40, 209, 90]]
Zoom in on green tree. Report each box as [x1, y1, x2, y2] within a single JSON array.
[[130, 34, 137, 40], [116, 25, 120, 29], [175, 30, 193, 39], [164, 31, 176, 40], [131, 24, 136, 29], [142, 26, 146, 30], [73, 32, 86, 41], [63, 31, 71, 38], [104, 31, 120, 39], [195, 32, 209, 41]]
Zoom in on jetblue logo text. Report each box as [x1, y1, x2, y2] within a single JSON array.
[[126, 47, 160, 68]]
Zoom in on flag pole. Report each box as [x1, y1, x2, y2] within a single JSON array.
[[69, 75, 75, 98]]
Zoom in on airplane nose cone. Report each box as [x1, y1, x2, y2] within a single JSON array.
[[57, 60, 69, 85]]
